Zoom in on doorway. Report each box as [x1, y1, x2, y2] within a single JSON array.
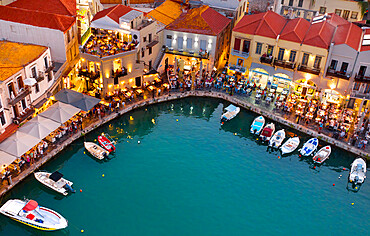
[[302, 87, 307, 96], [135, 76, 141, 87]]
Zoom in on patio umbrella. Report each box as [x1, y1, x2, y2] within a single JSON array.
[[0, 131, 41, 157], [55, 88, 84, 104], [39, 102, 80, 124], [70, 95, 100, 112], [0, 150, 18, 169], [23, 78, 37, 86], [18, 116, 60, 139]]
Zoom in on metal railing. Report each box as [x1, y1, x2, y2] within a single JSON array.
[[8, 87, 31, 106], [326, 68, 350, 80]]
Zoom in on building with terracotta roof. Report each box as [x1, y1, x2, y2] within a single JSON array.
[[0, 0, 78, 63], [160, 5, 231, 72], [0, 41, 55, 132], [147, 0, 185, 28]]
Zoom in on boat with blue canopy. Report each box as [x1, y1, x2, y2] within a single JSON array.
[[250, 116, 265, 134], [221, 104, 240, 122], [299, 138, 318, 156]]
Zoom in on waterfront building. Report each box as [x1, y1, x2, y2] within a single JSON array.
[[77, 0, 104, 42], [273, 0, 364, 22], [235, 0, 249, 24], [75, 4, 161, 96], [159, 5, 231, 75], [0, 0, 78, 64], [0, 41, 55, 133]]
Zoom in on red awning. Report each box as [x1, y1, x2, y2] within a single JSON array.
[[23, 200, 38, 211]]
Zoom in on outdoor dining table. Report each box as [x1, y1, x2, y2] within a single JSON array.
[[147, 85, 154, 91], [268, 93, 274, 97], [256, 94, 261, 99], [281, 90, 288, 95], [270, 89, 276, 93], [256, 89, 262, 94], [135, 89, 143, 95]]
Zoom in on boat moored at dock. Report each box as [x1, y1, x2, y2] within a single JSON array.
[[349, 158, 367, 184], [269, 129, 285, 148], [299, 138, 319, 156], [34, 171, 75, 196], [280, 137, 300, 155], [250, 116, 265, 134], [313, 146, 331, 164], [84, 142, 109, 160], [260, 123, 275, 142], [221, 104, 240, 122]]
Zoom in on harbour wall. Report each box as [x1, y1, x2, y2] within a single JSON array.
[[0, 90, 368, 198]]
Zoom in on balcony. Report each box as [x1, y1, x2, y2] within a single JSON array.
[[297, 64, 321, 75], [14, 107, 35, 124], [354, 74, 370, 83], [231, 49, 249, 58], [112, 68, 128, 78], [45, 64, 55, 73], [350, 91, 370, 100], [36, 71, 44, 82], [326, 68, 350, 80], [273, 58, 295, 69], [164, 47, 209, 59], [78, 69, 100, 80], [7, 87, 31, 106], [260, 56, 273, 65]]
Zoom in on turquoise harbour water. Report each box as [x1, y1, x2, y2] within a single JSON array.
[[1, 97, 369, 236]]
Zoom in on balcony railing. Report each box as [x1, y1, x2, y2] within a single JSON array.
[[273, 58, 295, 69], [354, 74, 370, 83], [36, 71, 44, 82], [350, 91, 370, 100], [232, 49, 249, 58], [8, 87, 31, 106], [326, 68, 350, 80], [15, 107, 35, 124], [78, 70, 100, 80], [297, 64, 321, 75], [45, 63, 55, 73], [260, 56, 273, 65], [164, 47, 209, 59]]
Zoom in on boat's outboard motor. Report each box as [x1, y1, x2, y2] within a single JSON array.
[[64, 183, 76, 193], [254, 129, 257, 134], [354, 176, 359, 184]]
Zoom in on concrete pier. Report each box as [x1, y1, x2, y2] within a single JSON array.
[[0, 90, 368, 198]]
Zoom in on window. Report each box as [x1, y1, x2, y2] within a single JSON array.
[[149, 60, 152, 69], [329, 60, 338, 70], [353, 82, 360, 91], [35, 82, 40, 93], [237, 58, 244, 67], [44, 57, 48, 69], [233, 38, 241, 51], [351, 12, 358, 19], [242, 41, 250, 53], [114, 76, 119, 85], [289, 50, 296, 62], [335, 9, 342, 16], [359, 66, 367, 76], [0, 111, 6, 126], [340, 62, 349, 73], [278, 48, 285, 61], [31, 67, 37, 78], [10, 25, 16, 33], [48, 71, 52, 82], [314, 56, 322, 69], [149, 34, 152, 43], [143, 37, 147, 42], [298, 0, 303, 7], [288, 0, 293, 6], [17, 76, 24, 90], [8, 83, 15, 98], [342, 10, 350, 20], [141, 50, 144, 58], [267, 45, 274, 56], [130, 21, 133, 29], [166, 35, 172, 47], [255, 42, 262, 55], [319, 7, 326, 14], [177, 37, 183, 49], [243, 2, 246, 12], [149, 47, 152, 55], [0, 97, 2, 109], [302, 53, 309, 66], [365, 84, 370, 93], [200, 40, 207, 50], [21, 99, 26, 111], [67, 31, 70, 43], [186, 38, 192, 49], [281, 0, 284, 4]]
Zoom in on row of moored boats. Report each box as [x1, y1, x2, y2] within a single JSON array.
[[0, 134, 117, 231]]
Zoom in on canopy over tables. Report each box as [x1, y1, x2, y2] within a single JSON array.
[[55, 89, 100, 112], [17, 116, 60, 140], [0, 151, 18, 169], [0, 131, 40, 157], [39, 102, 80, 124]]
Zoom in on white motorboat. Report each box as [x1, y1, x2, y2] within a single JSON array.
[[349, 158, 367, 184], [269, 129, 285, 148], [0, 199, 68, 231], [221, 104, 240, 122], [280, 137, 300, 155], [84, 142, 109, 160], [299, 138, 319, 156], [34, 171, 75, 196], [313, 145, 331, 164], [260, 123, 275, 142], [250, 116, 265, 134]]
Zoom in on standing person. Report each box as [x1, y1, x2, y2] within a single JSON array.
[[158, 88, 161, 97]]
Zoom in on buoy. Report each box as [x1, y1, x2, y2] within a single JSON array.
[[355, 187, 358, 189], [313, 166, 316, 169], [84, 152, 85, 154], [333, 183, 335, 186], [343, 168, 346, 171], [94, 139, 96, 142], [222, 122, 224, 125], [102, 174, 105, 177], [234, 133, 237, 136], [80, 189, 82, 192], [299, 155, 301, 157], [240, 129, 241, 130], [340, 175, 342, 177], [81, 229, 84, 233], [176, 119, 178, 122], [138, 141, 141, 144], [278, 156, 280, 159], [256, 138, 259, 141], [338, 177, 341, 179], [351, 203, 354, 205]]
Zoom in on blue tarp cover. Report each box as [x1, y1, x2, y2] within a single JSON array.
[[225, 104, 238, 112]]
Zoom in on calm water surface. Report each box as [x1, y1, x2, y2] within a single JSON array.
[[1, 97, 369, 235]]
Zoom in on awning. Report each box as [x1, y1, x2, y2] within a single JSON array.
[[144, 69, 159, 75], [23, 200, 38, 211], [33, 98, 48, 109], [249, 62, 275, 75], [18, 116, 60, 140], [0, 151, 18, 169], [49, 171, 63, 182], [146, 40, 159, 48], [274, 68, 294, 80], [55, 89, 100, 112], [0, 131, 41, 157], [39, 102, 80, 124]]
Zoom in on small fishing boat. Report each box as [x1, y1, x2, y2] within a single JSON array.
[[280, 137, 300, 155], [0, 199, 68, 231], [260, 123, 275, 142], [84, 142, 109, 160], [313, 145, 331, 164], [34, 171, 75, 196], [250, 116, 265, 134], [269, 129, 285, 148], [221, 104, 240, 122], [349, 158, 367, 184], [98, 134, 116, 152], [299, 138, 319, 156]]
